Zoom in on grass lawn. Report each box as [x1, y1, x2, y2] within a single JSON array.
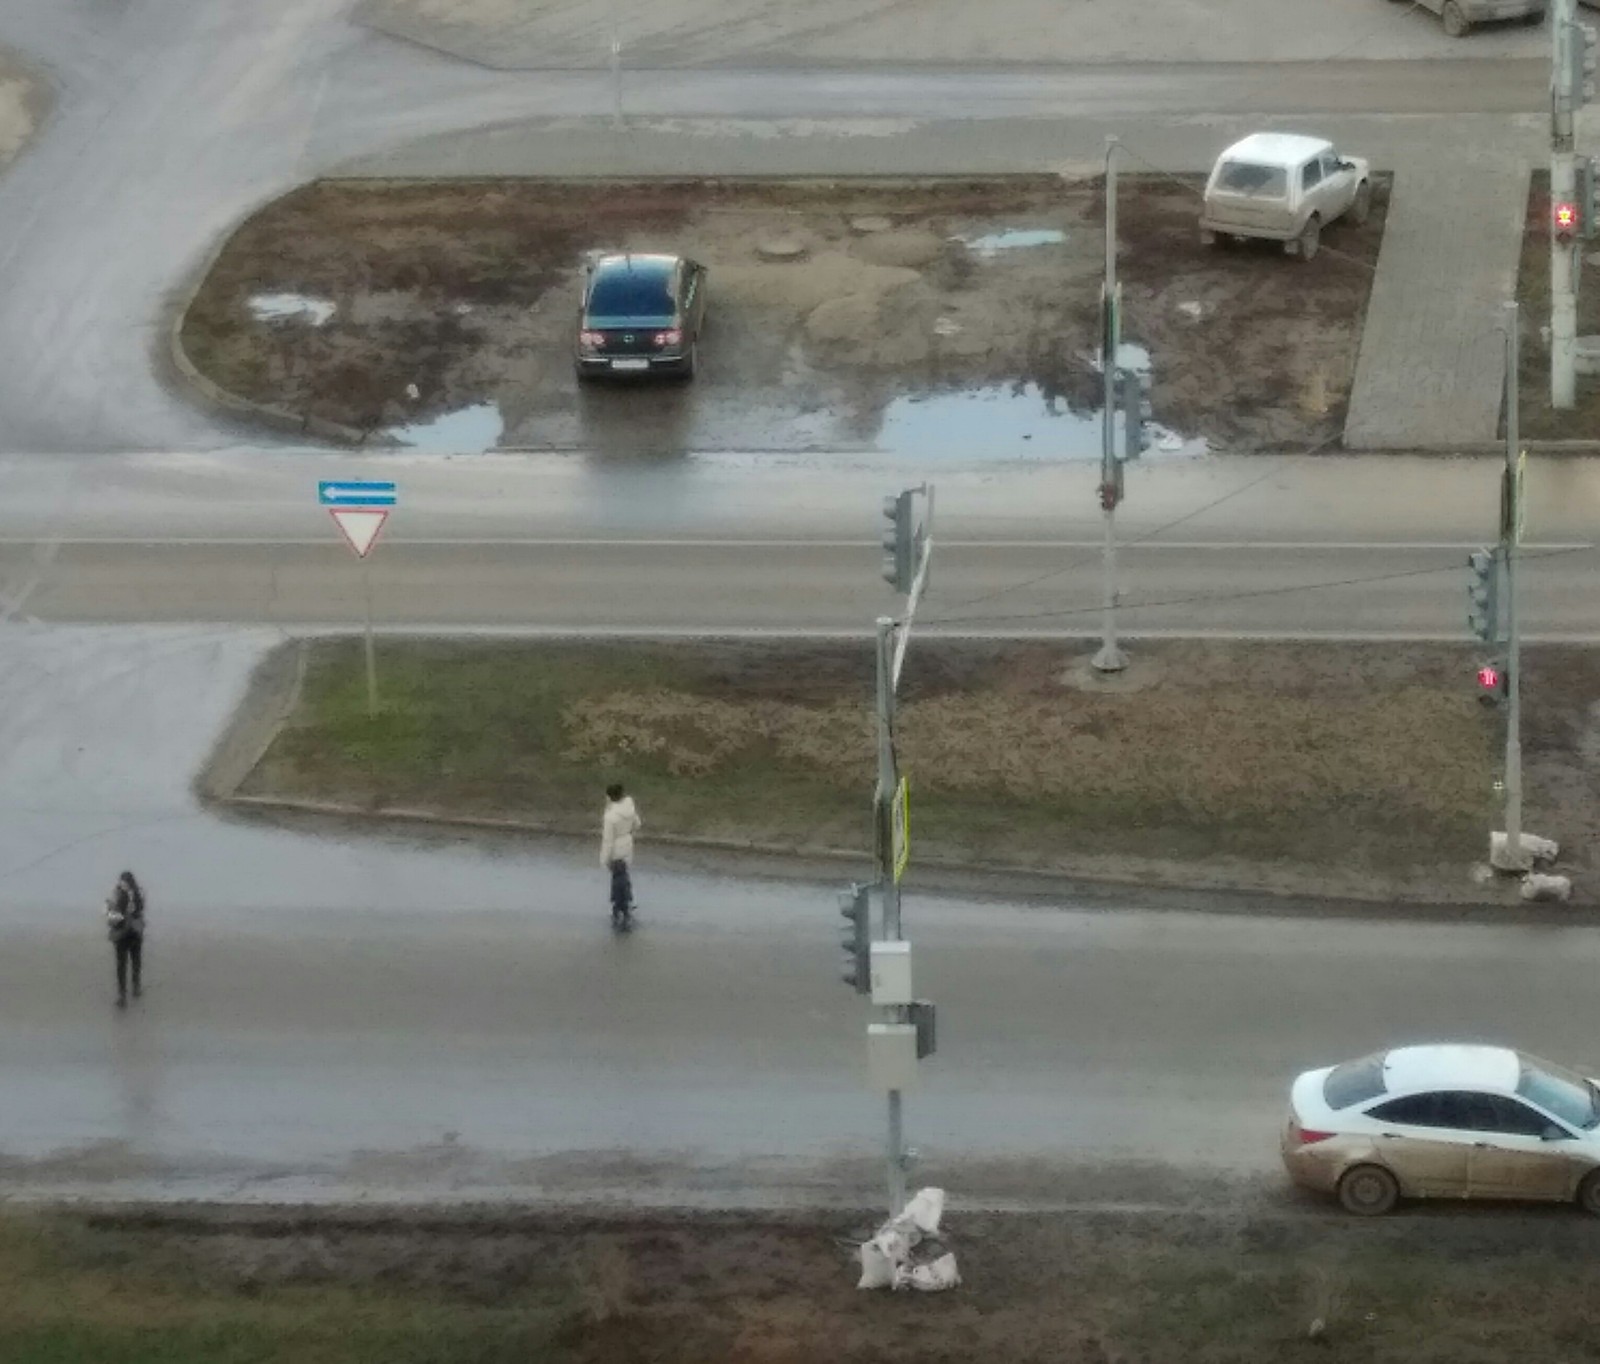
[[9, 1206, 1600, 1363], [237, 638, 1510, 881]]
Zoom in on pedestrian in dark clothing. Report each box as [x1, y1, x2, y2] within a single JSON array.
[[106, 870, 146, 1008]]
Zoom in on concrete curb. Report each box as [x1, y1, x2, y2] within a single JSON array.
[[216, 791, 1580, 922], [165, 187, 367, 448], [195, 640, 308, 804]]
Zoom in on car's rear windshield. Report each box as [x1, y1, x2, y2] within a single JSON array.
[[1517, 1056, 1600, 1129], [588, 263, 674, 318], [1216, 161, 1288, 198], [1323, 1054, 1386, 1110]]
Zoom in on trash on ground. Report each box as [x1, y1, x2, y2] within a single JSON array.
[[856, 1187, 961, 1292]]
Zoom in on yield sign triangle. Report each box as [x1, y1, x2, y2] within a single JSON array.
[[329, 508, 388, 558]]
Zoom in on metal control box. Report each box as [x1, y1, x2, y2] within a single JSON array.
[[869, 940, 913, 1005], [867, 1022, 919, 1091]]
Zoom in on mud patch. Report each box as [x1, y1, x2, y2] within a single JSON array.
[[178, 176, 1388, 456]]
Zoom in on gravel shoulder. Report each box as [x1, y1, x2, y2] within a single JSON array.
[[176, 175, 1387, 456], [218, 637, 1599, 907]]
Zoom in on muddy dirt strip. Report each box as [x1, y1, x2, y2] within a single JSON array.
[[179, 176, 1387, 456]]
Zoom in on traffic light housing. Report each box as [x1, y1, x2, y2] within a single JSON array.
[[1581, 157, 1599, 240], [1476, 660, 1509, 706], [1467, 548, 1500, 644], [1555, 197, 1579, 244], [882, 491, 914, 593], [1572, 22, 1598, 110], [838, 883, 871, 994], [1114, 367, 1153, 460]]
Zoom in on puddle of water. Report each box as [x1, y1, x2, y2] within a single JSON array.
[[385, 402, 504, 452], [957, 227, 1068, 258], [875, 379, 1205, 462], [249, 293, 335, 326]]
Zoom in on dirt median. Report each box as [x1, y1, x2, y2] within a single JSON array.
[[218, 637, 1598, 906], [177, 175, 1388, 456], [10, 1202, 1600, 1363]]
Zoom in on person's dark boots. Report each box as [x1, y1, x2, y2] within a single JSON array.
[[132, 983, 142, 999], [115, 994, 127, 1009]]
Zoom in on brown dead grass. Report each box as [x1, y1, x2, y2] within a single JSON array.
[[15, 1206, 1600, 1364], [224, 637, 1584, 887]]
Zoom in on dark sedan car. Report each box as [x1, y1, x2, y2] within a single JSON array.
[[575, 253, 707, 381]]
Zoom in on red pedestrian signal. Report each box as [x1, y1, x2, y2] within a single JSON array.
[[1476, 662, 1508, 704], [1556, 201, 1579, 240], [1477, 663, 1501, 690]]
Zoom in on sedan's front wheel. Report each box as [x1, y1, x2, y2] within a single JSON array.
[[1337, 1164, 1399, 1216], [1576, 1169, 1600, 1215]]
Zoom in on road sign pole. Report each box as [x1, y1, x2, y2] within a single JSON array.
[[1503, 303, 1527, 868], [362, 553, 379, 718], [1094, 136, 1128, 674]]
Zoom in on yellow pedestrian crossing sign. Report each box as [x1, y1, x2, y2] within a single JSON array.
[[891, 777, 910, 883]]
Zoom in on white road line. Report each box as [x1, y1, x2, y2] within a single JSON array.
[[0, 538, 1589, 551]]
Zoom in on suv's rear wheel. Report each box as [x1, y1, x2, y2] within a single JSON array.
[[1295, 215, 1322, 262], [1442, 1, 1470, 36]]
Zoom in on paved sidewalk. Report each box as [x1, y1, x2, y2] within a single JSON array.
[[1343, 152, 1530, 450]]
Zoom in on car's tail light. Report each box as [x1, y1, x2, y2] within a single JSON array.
[[654, 328, 682, 348], [1296, 1127, 1335, 1145], [580, 330, 605, 349]]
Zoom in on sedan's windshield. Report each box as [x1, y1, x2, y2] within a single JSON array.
[[1517, 1056, 1600, 1130], [1216, 161, 1288, 198], [588, 264, 674, 319]]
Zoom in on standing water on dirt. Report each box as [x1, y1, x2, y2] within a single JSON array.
[[956, 227, 1068, 258], [386, 402, 504, 452]]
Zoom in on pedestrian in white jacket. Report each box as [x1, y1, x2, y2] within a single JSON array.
[[601, 783, 642, 924]]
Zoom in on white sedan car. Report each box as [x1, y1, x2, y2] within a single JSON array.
[[1283, 1044, 1600, 1215]]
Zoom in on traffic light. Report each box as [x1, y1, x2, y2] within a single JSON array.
[[1572, 22, 1598, 110], [1467, 548, 1500, 644], [1556, 197, 1580, 243], [1476, 660, 1509, 706], [882, 491, 914, 593], [838, 883, 871, 994], [1114, 367, 1152, 460]]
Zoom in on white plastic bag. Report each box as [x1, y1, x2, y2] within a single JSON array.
[[899, 1252, 961, 1292]]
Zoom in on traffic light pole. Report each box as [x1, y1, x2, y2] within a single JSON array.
[[873, 616, 907, 1214], [1554, 0, 1579, 407], [1502, 302, 1528, 869], [1094, 136, 1128, 674]]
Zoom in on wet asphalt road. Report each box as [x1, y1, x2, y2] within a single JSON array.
[[0, 450, 1595, 638], [3, 626, 1600, 1207]]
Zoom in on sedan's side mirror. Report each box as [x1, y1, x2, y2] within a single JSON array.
[[1542, 1124, 1569, 1141]]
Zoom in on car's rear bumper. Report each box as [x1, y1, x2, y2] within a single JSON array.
[[1200, 215, 1297, 242], [576, 351, 691, 376]]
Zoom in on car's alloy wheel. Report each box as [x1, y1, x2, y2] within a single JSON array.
[[1576, 1169, 1600, 1216], [1351, 182, 1372, 227], [1337, 1164, 1399, 1216], [1442, 1, 1469, 36]]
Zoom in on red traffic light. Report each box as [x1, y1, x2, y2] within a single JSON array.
[[1555, 201, 1579, 235], [1477, 663, 1501, 690]]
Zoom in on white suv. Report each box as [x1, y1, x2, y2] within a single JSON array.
[[1199, 133, 1372, 262]]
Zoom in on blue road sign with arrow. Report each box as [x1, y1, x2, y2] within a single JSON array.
[[318, 480, 396, 507]]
